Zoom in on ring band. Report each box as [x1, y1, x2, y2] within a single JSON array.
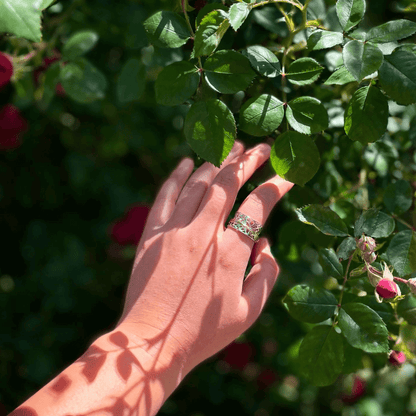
[[227, 212, 263, 242]]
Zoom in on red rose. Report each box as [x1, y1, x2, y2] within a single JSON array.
[[256, 368, 278, 390], [110, 205, 151, 245], [342, 375, 366, 404], [221, 341, 255, 370], [0, 52, 13, 89], [0, 104, 28, 150], [389, 350, 406, 366]]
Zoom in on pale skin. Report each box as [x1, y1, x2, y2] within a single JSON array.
[[9, 140, 293, 416]]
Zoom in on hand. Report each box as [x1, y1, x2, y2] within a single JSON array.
[[116, 140, 294, 377]]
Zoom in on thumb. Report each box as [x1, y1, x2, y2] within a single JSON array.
[[239, 238, 280, 328]]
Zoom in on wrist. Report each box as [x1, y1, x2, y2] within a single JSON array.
[[11, 328, 188, 416]]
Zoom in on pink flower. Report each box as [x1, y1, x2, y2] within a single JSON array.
[[376, 278, 400, 299], [389, 350, 406, 366], [110, 205, 151, 245], [342, 375, 366, 404], [0, 52, 13, 89], [0, 104, 28, 150], [374, 262, 401, 302]]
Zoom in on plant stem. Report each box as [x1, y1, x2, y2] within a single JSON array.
[[181, 0, 195, 37], [335, 255, 354, 320], [252, 0, 303, 11], [391, 214, 416, 231]]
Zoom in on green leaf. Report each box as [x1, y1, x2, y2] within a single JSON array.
[[342, 340, 364, 374], [344, 86, 388, 144], [295, 205, 349, 237], [60, 58, 107, 104], [336, 0, 366, 32], [195, 3, 228, 27], [338, 303, 389, 353], [324, 66, 356, 85], [319, 248, 344, 278], [358, 296, 393, 324], [203, 50, 256, 94], [397, 295, 416, 325], [307, 30, 343, 50], [42, 0, 55, 9], [298, 325, 344, 386], [242, 45, 281, 78], [117, 58, 146, 104], [343, 40, 384, 81], [39, 62, 61, 111], [143, 11, 191, 48], [193, 10, 230, 57], [239, 94, 284, 136], [366, 19, 416, 43], [155, 61, 200, 106], [62, 31, 99, 60], [0, 0, 43, 42], [286, 57, 323, 86], [270, 132, 320, 186], [229, 2, 251, 31], [354, 207, 395, 239], [184, 99, 236, 167], [383, 180, 413, 216], [386, 230, 416, 277], [378, 50, 416, 105], [337, 236, 357, 261], [286, 96, 328, 135], [283, 285, 338, 323]]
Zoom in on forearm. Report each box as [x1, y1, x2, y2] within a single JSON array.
[[10, 328, 188, 416]]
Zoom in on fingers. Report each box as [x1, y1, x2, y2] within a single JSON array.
[[223, 175, 294, 259], [145, 157, 195, 231], [193, 143, 272, 235], [237, 238, 279, 329], [168, 140, 245, 228]]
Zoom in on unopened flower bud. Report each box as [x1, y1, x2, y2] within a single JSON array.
[[363, 251, 377, 264], [375, 278, 401, 301], [350, 264, 367, 277], [367, 264, 383, 287], [407, 278, 416, 296], [357, 235, 377, 254], [389, 350, 406, 366]]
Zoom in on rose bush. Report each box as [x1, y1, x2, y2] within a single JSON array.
[[1, 0, 416, 414]]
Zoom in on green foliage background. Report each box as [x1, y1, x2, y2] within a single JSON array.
[[1, 0, 416, 414]]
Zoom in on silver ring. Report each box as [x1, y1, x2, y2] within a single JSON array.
[[227, 212, 263, 242]]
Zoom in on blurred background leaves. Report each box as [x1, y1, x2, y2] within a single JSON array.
[[1, 0, 416, 415]]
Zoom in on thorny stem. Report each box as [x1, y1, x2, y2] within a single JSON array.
[[181, 0, 195, 37], [334, 254, 354, 324]]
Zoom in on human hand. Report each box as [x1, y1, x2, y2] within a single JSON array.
[[116, 140, 294, 377]]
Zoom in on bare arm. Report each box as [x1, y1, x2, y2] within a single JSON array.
[[10, 140, 293, 416]]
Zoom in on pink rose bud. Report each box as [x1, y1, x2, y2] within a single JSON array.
[[376, 278, 400, 299], [357, 235, 376, 254], [363, 251, 377, 264], [389, 350, 406, 366], [407, 278, 416, 296]]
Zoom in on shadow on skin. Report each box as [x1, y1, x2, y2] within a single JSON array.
[[9, 153, 286, 416]]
